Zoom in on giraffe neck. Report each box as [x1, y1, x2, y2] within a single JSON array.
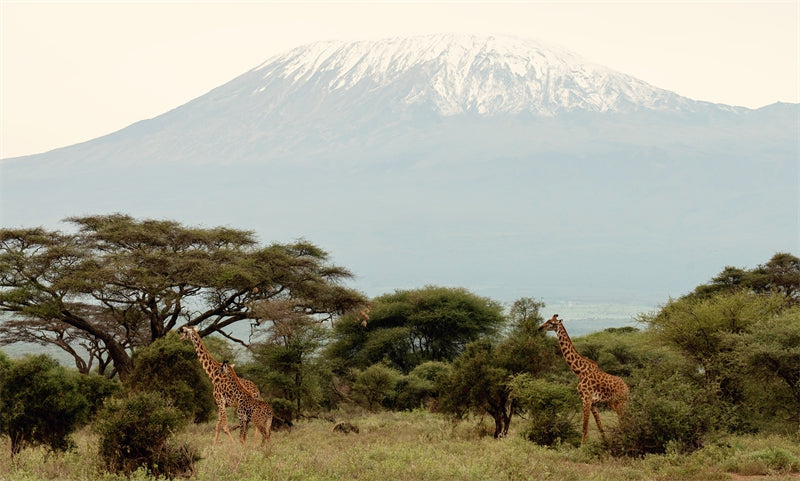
[[227, 365, 249, 396], [555, 324, 595, 377], [188, 331, 220, 378]]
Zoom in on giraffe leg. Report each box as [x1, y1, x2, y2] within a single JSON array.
[[581, 401, 591, 445], [261, 415, 273, 453], [251, 418, 259, 446], [590, 405, 607, 442], [239, 419, 249, 445], [214, 399, 235, 445]]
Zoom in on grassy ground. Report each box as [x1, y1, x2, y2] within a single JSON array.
[[1, 410, 798, 480]]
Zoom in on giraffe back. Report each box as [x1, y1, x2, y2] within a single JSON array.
[[219, 361, 274, 447]]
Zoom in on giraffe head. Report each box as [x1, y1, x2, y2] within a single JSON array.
[[537, 314, 562, 332], [218, 360, 238, 384], [179, 325, 197, 341]]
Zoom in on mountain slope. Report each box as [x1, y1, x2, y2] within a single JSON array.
[[1, 34, 797, 309]]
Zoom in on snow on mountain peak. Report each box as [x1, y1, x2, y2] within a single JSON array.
[[250, 33, 687, 116]]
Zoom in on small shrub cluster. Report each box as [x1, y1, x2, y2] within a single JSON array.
[[94, 391, 199, 478], [607, 373, 712, 456], [509, 374, 581, 446], [0, 354, 91, 455], [126, 332, 216, 423]]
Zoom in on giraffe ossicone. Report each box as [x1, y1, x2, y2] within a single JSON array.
[[538, 314, 629, 445]]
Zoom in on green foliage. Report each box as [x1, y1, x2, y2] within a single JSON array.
[[0, 354, 89, 455], [721, 305, 800, 430], [393, 373, 435, 411], [246, 316, 330, 419], [94, 391, 198, 478], [394, 361, 453, 411], [0, 350, 9, 377], [494, 298, 558, 376], [609, 371, 714, 457], [0, 215, 366, 382], [438, 339, 513, 438], [509, 374, 581, 446], [75, 373, 121, 419], [351, 363, 404, 411], [203, 335, 244, 365], [573, 327, 647, 377], [126, 331, 216, 422], [328, 286, 505, 373], [691, 252, 800, 302], [507, 297, 546, 333], [643, 289, 794, 432]]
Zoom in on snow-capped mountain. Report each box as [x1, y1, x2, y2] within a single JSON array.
[[1, 34, 797, 310], [249, 33, 694, 116]]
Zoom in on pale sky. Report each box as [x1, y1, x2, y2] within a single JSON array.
[[1, 1, 798, 159]]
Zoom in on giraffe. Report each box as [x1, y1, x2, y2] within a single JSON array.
[[179, 325, 262, 445], [538, 314, 629, 445], [217, 361, 274, 451]]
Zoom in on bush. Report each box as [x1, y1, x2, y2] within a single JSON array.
[[94, 391, 199, 478], [126, 331, 215, 422], [352, 363, 403, 411], [76, 373, 122, 419], [509, 374, 581, 446], [394, 372, 435, 410], [608, 373, 712, 456], [0, 350, 10, 372], [0, 354, 89, 455]]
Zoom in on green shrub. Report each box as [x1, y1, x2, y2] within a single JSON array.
[[0, 350, 10, 373], [609, 373, 712, 456], [76, 373, 121, 419], [94, 391, 199, 478], [0, 354, 89, 455], [384, 361, 450, 411], [127, 331, 215, 422], [509, 374, 581, 446], [352, 363, 403, 411], [394, 372, 435, 410]]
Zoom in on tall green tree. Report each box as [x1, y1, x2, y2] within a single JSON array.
[[246, 299, 330, 418], [327, 286, 505, 373], [0, 215, 366, 381]]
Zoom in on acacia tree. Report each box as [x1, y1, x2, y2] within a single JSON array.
[[327, 286, 506, 373], [691, 252, 799, 303], [245, 299, 331, 418], [0, 306, 147, 376], [0, 215, 367, 381]]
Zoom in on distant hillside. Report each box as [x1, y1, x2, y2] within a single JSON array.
[[1, 34, 797, 309]]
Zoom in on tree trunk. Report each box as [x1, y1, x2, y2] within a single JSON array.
[[492, 411, 504, 439], [61, 310, 134, 381]]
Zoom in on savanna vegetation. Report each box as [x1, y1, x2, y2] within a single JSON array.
[[0, 215, 798, 480]]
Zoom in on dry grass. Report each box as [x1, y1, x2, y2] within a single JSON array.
[[1, 410, 798, 481]]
